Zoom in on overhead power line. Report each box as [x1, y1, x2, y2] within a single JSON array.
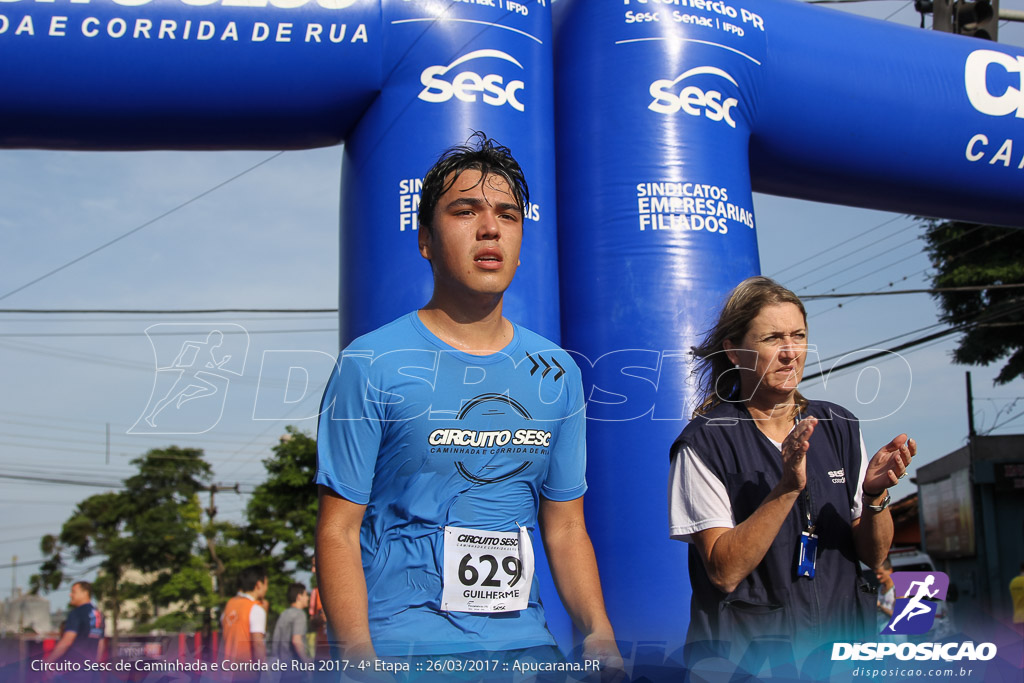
[[4, 284, 1022, 320], [803, 298, 1024, 381], [768, 215, 905, 279], [0, 327, 336, 339], [0, 473, 125, 489], [985, 407, 1024, 433], [6, 285, 1024, 316], [803, 326, 960, 382], [0, 308, 337, 314], [802, 283, 1024, 299], [0, 559, 45, 570], [0, 151, 285, 303], [809, 226, 1016, 317]]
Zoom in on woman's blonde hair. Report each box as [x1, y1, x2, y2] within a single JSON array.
[[691, 276, 808, 418]]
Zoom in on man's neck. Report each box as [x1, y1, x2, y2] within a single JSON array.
[[418, 298, 511, 355]]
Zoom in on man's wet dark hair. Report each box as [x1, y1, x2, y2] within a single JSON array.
[[238, 565, 267, 592], [418, 131, 529, 234]]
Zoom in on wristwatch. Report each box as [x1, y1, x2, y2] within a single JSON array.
[[863, 490, 891, 512]]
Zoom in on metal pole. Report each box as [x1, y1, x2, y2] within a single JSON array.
[[966, 371, 976, 438], [933, 0, 954, 32]]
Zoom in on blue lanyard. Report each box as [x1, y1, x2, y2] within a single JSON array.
[[793, 412, 815, 533]]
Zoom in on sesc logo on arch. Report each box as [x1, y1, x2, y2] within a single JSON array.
[[649, 66, 739, 128], [965, 49, 1024, 118], [419, 49, 526, 112]]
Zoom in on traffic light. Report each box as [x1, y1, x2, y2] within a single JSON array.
[[955, 0, 999, 41], [919, 0, 998, 40]]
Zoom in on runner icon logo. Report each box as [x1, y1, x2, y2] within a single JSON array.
[[884, 571, 950, 635]]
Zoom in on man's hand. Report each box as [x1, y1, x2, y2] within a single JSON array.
[[344, 640, 378, 665], [862, 434, 915, 495], [251, 632, 267, 662], [582, 632, 626, 683], [339, 644, 393, 683]]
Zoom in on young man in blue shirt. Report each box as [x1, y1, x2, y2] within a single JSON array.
[[315, 134, 620, 679]]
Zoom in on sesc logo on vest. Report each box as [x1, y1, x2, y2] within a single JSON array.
[[648, 66, 739, 128], [418, 49, 526, 112]]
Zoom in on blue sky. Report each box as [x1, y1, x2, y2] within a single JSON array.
[[2, 1, 1023, 610]]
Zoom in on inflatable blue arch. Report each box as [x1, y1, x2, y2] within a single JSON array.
[[4, 0, 1023, 671]]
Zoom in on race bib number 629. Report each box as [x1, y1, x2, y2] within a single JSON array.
[[441, 525, 534, 613]]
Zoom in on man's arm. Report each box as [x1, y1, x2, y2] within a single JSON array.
[[538, 496, 622, 680], [316, 486, 375, 661], [251, 632, 267, 662], [291, 634, 313, 663], [43, 631, 77, 663]]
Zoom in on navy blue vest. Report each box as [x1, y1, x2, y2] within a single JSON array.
[[673, 400, 875, 655]]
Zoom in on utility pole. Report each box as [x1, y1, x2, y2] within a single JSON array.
[[916, 0, 953, 31], [13, 555, 23, 634], [202, 482, 239, 661], [966, 371, 977, 438], [203, 483, 240, 599]]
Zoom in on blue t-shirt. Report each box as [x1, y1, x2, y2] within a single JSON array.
[[315, 312, 587, 655]]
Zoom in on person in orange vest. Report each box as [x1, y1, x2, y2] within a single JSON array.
[[307, 556, 330, 659], [221, 566, 269, 679]]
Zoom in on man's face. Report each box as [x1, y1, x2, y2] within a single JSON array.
[[254, 577, 268, 600], [297, 590, 310, 610], [418, 168, 523, 300], [69, 583, 88, 607]]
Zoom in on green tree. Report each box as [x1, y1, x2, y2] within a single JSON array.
[[31, 492, 132, 637], [239, 426, 319, 611], [122, 446, 212, 627], [32, 446, 216, 635], [922, 220, 1024, 384]]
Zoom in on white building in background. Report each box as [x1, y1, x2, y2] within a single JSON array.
[[0, 590, 53, 634]]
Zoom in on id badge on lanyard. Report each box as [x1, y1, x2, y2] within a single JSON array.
[[797, 528, 818, 578], [441, 525, 534, 613]]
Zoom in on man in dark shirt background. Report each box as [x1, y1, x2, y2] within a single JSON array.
[[43, 581, 105, 674]]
